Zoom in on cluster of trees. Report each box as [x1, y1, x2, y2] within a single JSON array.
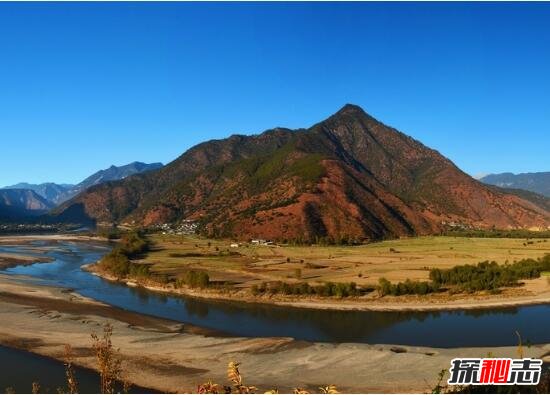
[[96, 227, 122, 240], [276, 235, 366, 246], [98, 231, 150, 278], [313, 235, 363, 246], [429, 255, 550, 293], [444, 229, 550, 239], [99, 252, 151, 279], [377, 254, 550, 296], [251, 280, 363, 298], [377, 278, 439, 296], [116, 231, 149, 257], [175, 270, 210, 289]]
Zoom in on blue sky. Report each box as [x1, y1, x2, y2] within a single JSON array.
[[1, 2, 549, 185]]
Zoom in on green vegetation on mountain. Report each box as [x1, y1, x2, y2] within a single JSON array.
[[56, 105, 550, 241]]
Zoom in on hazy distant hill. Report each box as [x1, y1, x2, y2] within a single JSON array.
[[3, 161, 163, 206], [76, 161, 163, 192], [481, 172, 550, 198], [56, 104, 550, 240], [3, 182, 74, 205], [0, 189, 54, 221]]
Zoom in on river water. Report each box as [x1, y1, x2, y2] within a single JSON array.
[[1, 240, 550, 348], [0, 345, 154, 393]]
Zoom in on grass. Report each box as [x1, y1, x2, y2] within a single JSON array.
[[136, 234, 550, 293]]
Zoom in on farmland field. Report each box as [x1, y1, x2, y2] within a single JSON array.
[[140, 235, 550, 289]]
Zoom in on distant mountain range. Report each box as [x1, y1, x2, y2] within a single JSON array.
[[55, 104, 550, 240], [3, 182, 74, 205], [480, 172, 550, 198], [1, 161, 163, 219], [75, 161, 164, 193], [0, 189, 54, 221]]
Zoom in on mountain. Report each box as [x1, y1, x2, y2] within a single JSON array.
[[3, 162, 163, 206], [75, 161, 164, 192], [480, 172, 550, 198], [0, 189, 55, 221], [55, 104, 550, 241], [491, 187, 550, 213], [2, 182, 74, 205]]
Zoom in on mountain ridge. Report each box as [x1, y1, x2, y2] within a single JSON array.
[[0, 189, 54, 221], [2, 182, 73, 205], [481, 172, 550, 198], [55, 104, 550, 240], [2, 161, 164, 206]]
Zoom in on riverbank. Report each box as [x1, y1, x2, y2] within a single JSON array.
[[2, 274, 550, 393], [0, 234, 106, 244], [0, 234, 104, 269], [87, 262, 550, 312], [90, 232, 550, 313], [0, 253, 52, 269], [6, 233, 550, 313]]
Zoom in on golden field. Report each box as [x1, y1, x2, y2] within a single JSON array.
[[140, 234, 550, 289]]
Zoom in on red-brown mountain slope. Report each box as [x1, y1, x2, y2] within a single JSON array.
[[54, 104, 550, 241]]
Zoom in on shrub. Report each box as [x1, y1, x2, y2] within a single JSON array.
[[429, 255, 550, 293], [91, 324, 122, 394], [377, 277, 438, 296], [98, 228, 121, 240], [118, 231, 149, 257], [99, 251, 131, 277], [378, 254, 550, 296], [98, 231, 151, 278], [251, 280, 361, 297], [177, 270, 210, 289]]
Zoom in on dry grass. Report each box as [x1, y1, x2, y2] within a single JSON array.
[[91, 323, 122, 394], [141, 234, 550, 292], [64, 344, 79, 394], [196, 361, 339, 394]]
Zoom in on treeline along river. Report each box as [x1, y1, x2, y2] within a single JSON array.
[[1, 240, 550, 349]]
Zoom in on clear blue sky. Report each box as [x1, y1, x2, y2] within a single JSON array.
[[1, 2, 549, 186]]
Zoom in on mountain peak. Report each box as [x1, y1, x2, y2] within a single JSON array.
[[335, 103, 368, 116], [56, 106, 550, 237]]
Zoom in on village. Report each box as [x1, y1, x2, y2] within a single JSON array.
[[153, 221, 277, 247]]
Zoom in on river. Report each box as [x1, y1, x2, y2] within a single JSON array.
[[0, 345, 155, 393], [1, 240, 550, 348]]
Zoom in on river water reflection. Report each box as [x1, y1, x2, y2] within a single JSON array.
[[2, 240, 550, 348]]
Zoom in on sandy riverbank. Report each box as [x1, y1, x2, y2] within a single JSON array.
[[0, 234, 103, 269], [0, 254, 52, 269], [2, 274, 550, 393], [0, 234, 106, 244]]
